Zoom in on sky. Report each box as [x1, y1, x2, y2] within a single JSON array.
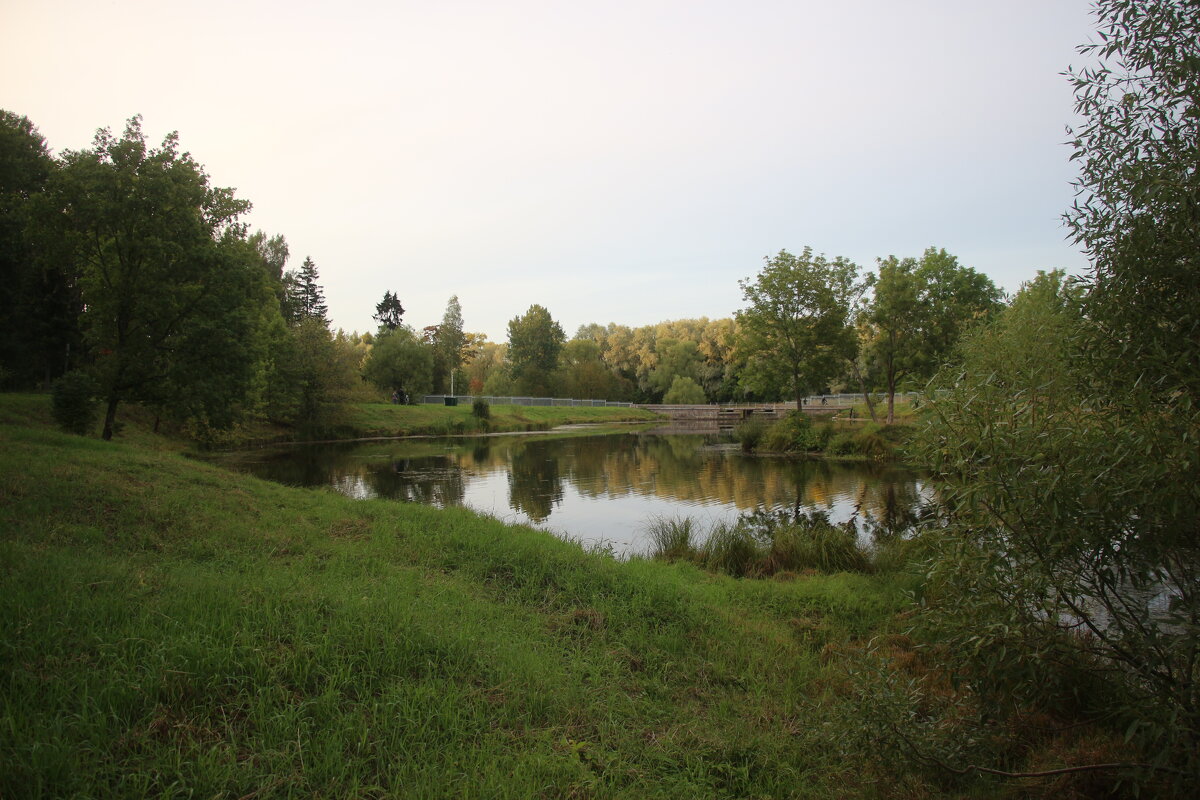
[[2, 0, 1098, 342]]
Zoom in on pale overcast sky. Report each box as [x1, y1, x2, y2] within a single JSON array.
[[2, 0, 1096, 341]]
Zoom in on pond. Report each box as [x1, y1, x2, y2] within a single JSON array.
[[213, 428, 927, 556]]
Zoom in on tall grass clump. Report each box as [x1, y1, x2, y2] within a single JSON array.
[[644, 516, 698, 562], [734, 418, 765, 452], [758, 412, 831, 454], [644, 510, 875, 577], [472, 398, 490, 419], [699, 520, 759, 577], [769, 518, 870, 573]]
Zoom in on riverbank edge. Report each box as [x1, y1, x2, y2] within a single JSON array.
[[0, 392, 663, 450]]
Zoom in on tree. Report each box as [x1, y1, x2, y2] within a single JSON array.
[[284, 256, 328, 326], [362, 325, 433, 403], [647, 339, 703, 400], [913, 1, 1200, 786], [662, 375, 707, 404], [735, 248, 859, 408], [862, 248, 1001, 423], [432, 295, 466, 394], [373, 290, 405, 331], [507, 304, 565, 396], [560, 338, 626, 400], [33, 116, 257, 440], [0, 110, 80, 389]]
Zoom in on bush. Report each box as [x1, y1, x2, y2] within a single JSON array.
[[662, 375, 707, 404], [51, 371, 99, 436], [734, 418, 765, 452], [760, 412, 828, 453], [472, 398, 490, 419], [825, 431, 859, 456]]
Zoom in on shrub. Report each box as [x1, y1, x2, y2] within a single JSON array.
[[51, 370, 99, 436], [472, 398, 490, 419], [825, 431, 859, 456], [662, 375, 707, 404], [760, 411, 827, 453], [734, 418, 765, 452]]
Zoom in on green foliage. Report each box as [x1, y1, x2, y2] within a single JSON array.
[[373, 289, 405, 331], [431, 294, 467, 394], [644, 516, 698, 562], [733, 418, 765, 452], [283, 256, 328, 326], [506, 304, 565, 396], [32, 116, 259, 440], [471, 398, 490, 420], [759, 412, 828, 453], [558, 338, 629, 400], [362, 326, 432, 404], [860, 248, 1001, 423], [661, 375, 707, 404], [645, 512, 874, 578], [1, 110, 80, 390], [50, 370, 99, 435], [736, 248, 859, 407], [699, 521, 759, 578]]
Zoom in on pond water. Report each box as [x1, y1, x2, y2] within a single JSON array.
[[213, 428, 927, 556]]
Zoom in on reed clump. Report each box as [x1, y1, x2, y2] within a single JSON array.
[[643, 511, 873, 578]]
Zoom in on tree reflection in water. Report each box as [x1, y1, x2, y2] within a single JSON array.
[[213, 432, 927, 553]]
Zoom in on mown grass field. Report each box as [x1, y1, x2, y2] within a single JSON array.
[[1, 395, 936, 798]]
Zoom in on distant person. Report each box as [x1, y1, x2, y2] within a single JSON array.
[[391, 389, 399, 405]]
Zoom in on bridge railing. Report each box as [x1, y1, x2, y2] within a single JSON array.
[[422, 395, 633, 408]]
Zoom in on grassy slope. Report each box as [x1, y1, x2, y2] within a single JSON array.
[[1, 397, 917, 798]]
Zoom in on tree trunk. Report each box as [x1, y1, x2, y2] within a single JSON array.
[[850, 361, 879, 424], [101, 395, 120, 441]]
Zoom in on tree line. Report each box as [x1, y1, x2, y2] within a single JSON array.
[[0, 107, 1009, 434]]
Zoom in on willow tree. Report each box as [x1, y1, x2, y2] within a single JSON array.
[[914, 0, 1200, 787]]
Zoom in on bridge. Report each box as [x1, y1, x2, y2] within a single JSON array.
[[636, 397, 857, 425]]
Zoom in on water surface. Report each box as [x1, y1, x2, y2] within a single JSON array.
[[215, 430, 926, 555]]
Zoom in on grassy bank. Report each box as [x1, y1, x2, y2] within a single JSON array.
[[0, 395, 938, 798], [9, 391, 660, 448], [735, 411, 915, 462]]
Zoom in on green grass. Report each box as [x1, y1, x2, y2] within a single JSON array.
[[339, 402, 660, 440], [0, 393, 934, 798], [2, 392, 660, 448]]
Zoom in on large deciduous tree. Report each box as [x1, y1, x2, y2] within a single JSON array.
[[362, 325, 432, 403], [507, 304, 565, 396], [35, 116, 259, 440], [862, 247, 1001, 423], [735, 248, 859, 408]]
